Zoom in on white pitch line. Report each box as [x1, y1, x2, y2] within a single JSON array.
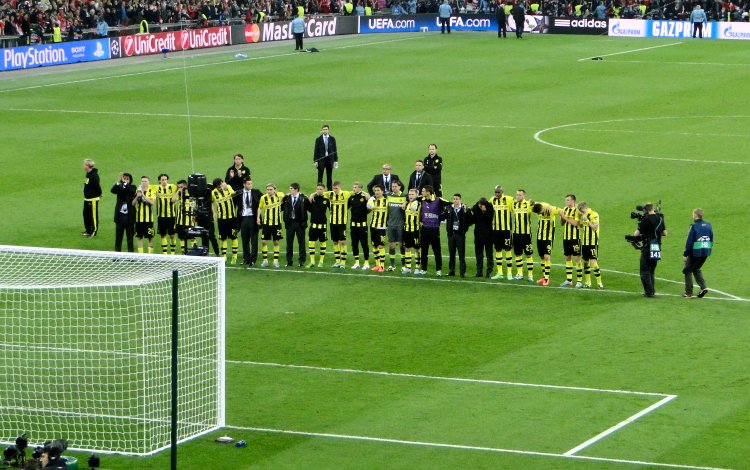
[[564, 394, 677, 456], [228, 265, 749, 302], [0, 35, 424, 94], [578, 41, 683, 61], [224, 425, 730, 470], [227, 360, 671, 397], [533, 116, 750, 165], [601, 59, 750, 67], [5, 107, 528, 130]]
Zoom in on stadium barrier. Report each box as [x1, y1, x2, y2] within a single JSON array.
[[608, 18, 750, 39], [544, 17, 608, 35], [358, 14, 545, 33], [1, 38, 110, 71], [5, 15, 749, 71]]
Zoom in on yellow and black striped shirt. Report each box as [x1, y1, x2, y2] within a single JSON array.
[[580, 209, 600, 246], [513, 199, 533, 235], [259, 192, 284, 226], [134, 186, 157, 223], [324, 190, 353, 225], [535, 203, 558, 241], [491, 195, 515, 231], [561, 206, 581, 241], [369, 197, 388, 229], [212, 186, 236, 220], [176, 190, 192, 226], [404, 200, 421, 232], [155, 183, 178, 218]]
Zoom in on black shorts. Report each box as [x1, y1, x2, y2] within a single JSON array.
[[261, 224, 283, 241], [512, 233, 533, 256], [135, 222, 154, 239], [403, 230, 420, 249], [370, 227, 386, 247], [217, 218, 237, 240], [581, 245, 598, 261], [158, 217, 176, 236], [491, 230, 512, 252], [563, 239, 581, 257], [536, 238, 553, 257], [308, 225, 328, 242], [330, 224, 346, 242]]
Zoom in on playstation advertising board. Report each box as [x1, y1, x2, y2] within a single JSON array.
[[1, 39, 110, 72]]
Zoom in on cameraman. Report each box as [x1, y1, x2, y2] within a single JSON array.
[[111, 173, 136, 252], [633, 202, 667, 297]]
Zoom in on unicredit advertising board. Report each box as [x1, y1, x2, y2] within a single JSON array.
[[252, 16, 358, 42], [545, 16, 608, 35], [111, 26, 231, 58], [1, 39, 110, 71]]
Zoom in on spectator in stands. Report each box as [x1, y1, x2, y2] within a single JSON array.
[[594, 1, 606, 18], [96, 15, 108, 37], [356, 1, 365, 13]]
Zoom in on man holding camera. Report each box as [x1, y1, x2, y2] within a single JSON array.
[[111, 173, 136, 252], [633, 203, 667, 298]]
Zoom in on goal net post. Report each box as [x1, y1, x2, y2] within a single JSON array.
[[0, 245, 225, 455]]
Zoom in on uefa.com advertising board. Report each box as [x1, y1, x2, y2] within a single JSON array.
[[3, 15, 750, 71], [358, 14, 544, 33]]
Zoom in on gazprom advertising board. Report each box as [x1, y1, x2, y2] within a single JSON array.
[[1, 39, 110, 71], [608, 18, 750, 40]]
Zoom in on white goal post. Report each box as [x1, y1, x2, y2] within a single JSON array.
[[0, 245, 225, 455]]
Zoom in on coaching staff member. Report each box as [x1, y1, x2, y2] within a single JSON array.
[[313, 124, 338, 191], [682, 208, 713, 298], [82, 158, 102, 237], [512, 1, 525, 38], [239, 177, 262, 266], [282, 182, 308, 267], [633, 202, 667, 298]]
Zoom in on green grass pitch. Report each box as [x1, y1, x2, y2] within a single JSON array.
[[1, 32, 749, 469]]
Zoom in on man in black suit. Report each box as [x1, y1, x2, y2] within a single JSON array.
[[282, 182, 308, 267], [313, 124, 338, 191], [366, 163, 401, 196], [239, 177, 262, 266], [111, 172, 137, 252], [442, 193, 473, 277], [407, 159, 433, 193], [512, 1, 525, 38]]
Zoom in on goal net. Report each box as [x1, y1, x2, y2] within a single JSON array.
[[0, 245, 225, 455]]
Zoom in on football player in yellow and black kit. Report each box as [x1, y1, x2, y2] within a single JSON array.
[[402, 188, 421, 274], [212, 178, 238, 263], [512, 189, 534, 282], [347, 182, 371, 270], [323, 181, 353, 268], [133, 176, 157, 254], [257, 183, 284, 268], [490, 185, 515, 280], [155, 173, 178, 254], [367, 185, 389, 272], [305, 183, 330, 268], [558, 194, 584, 287], [578, 201, 604, 289], [532, 202, 559, 286]]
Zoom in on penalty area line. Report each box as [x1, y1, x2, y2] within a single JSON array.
[[223, 425, 729, 470], [578, 41, 683, 61], [564, 394, 677, 456]]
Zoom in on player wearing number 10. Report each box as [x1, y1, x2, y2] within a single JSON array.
[[578, 201, 603, 289]]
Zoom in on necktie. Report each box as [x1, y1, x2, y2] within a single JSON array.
[[416, 173, 421, 187], [384, 176, 389, 189], [245, 191, 250, 209], [323, 136, 328, 155]]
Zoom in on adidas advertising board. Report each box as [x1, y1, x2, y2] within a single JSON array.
[[546, 16, 608, 34]]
